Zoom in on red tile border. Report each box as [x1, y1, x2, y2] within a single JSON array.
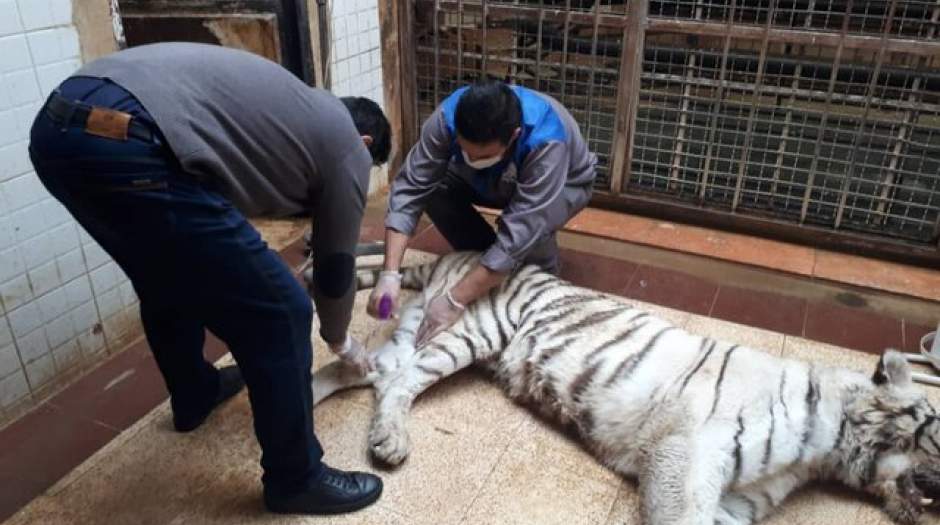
[[710, 286, 807, 337], [0, 404, 118, 522], [558, 249, 639, 295], [814, 250, 940, 303], [903, 321, 937, 355], [47, 339, 168, 432], [204, 332, 230, 363], [529, 206, 938, 303], [622, 265, 719, 315], [803, 301, 904, 355]]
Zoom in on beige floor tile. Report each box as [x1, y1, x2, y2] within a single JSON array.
[[250, 218, 308, 252], [2, 498, 71, 525], [460, 446, 621, 525], [632, 300, 693, 328], [761, 485, 871, 525], [854, 503, 908, 525], [685, 315, 786, 356], [602, 473, 902, 525], [311, 400, 516, 525], [512, 416, 622, 488], [168, 500, 411, 525], [603, 487, 643, 525], [781, 335, 879, 374], [409, 367, 529, 434], [7, 392, 261, 525], [164, 441, 410, 525], [814, 250, 940, 303]]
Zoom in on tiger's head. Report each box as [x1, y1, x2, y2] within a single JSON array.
[[836, 350, 940, 524]]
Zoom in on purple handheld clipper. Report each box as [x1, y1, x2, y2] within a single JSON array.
[[378, 294, 393, 320]]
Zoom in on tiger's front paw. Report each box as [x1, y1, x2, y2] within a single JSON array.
[[885, 472, 926, 525], [885, 501, 923, 525], [369, 415, 412, 466]]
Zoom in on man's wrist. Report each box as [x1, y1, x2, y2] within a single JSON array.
[[383, 228, 409, 272]]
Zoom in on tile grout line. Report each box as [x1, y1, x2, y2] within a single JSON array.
[[619, 263, 645, 298], [706, 285, 721, 317], [600, 489, 627, 525], [90, 417, 121, 433], [901, 319, 908, 352], [800, 297, 810, 338], [621, 261, 641, 297], [454, 421, 523, 524]]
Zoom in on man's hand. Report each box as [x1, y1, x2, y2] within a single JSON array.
[[413, 263, 507, 348], [367, 271, 402, 319], [415, 290, 465, 348], [328, 335, 373, 375]]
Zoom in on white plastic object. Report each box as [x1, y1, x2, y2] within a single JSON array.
[[904, 326, 940, 387]]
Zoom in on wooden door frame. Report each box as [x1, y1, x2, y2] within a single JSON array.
[[118, 0, 320, 85], [378, 0, 418, 182]]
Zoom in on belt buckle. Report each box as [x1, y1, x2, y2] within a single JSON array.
[[85, 107, 132, 140]]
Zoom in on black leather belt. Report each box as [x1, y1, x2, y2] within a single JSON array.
[[44, 91, 157, 143]]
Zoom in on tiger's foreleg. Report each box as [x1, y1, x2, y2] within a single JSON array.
[[312, 298, 427, 406], [369, 329, 482, 465]]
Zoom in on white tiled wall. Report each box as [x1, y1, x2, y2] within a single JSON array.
[[327, 0, 388, 193], [328, 0, 383, 108], [0, 0, 141, 425]]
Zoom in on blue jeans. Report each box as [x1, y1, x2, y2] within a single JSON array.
[[29, 77, 323, 495]]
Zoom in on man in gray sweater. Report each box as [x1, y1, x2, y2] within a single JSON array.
[[368, 81, 597, 344], [28, 42, 386, 515]]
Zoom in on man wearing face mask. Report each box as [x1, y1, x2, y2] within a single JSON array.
[[368, 80, 597, 345]]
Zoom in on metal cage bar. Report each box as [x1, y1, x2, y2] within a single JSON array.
[[404, 0, 940, 262]]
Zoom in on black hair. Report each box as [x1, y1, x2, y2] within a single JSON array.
[[454, 80, 522, 145], [340, 96, 391, 165]]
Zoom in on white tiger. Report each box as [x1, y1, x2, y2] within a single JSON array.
[[311, 252, 940, 525]]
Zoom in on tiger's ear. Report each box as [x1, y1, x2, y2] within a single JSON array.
[[873, 350, 912, 388]]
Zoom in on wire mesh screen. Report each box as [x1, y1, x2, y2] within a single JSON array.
[[408, 0, 940, 248], [633, 3, 940, 244], [649, 1, 939, 40], [413, 0, 626, 187]]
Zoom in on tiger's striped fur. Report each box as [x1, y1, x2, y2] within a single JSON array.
[[313, 252, 940, 525]]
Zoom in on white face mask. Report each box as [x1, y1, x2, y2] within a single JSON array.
[[462, 149, 503, 170]]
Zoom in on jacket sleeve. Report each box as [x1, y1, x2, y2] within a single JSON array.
[[480, 142, 586, 273], [309, 144, 371, 344], [385, 107, 453, 235]]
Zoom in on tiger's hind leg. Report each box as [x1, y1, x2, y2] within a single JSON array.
[[369, 331, 482, 465], [715, 472, 805, 525], [641, 435, 713, 525], [312, 360, 376, 405], [714, 494, 757, 525], [640, 430, 734, 525]]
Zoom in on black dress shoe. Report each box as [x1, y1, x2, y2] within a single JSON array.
[[264, 465, 383, 515], [173, 365, 245, 432]]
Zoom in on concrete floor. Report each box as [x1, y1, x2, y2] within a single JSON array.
[[4, 248, 937, 525]]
